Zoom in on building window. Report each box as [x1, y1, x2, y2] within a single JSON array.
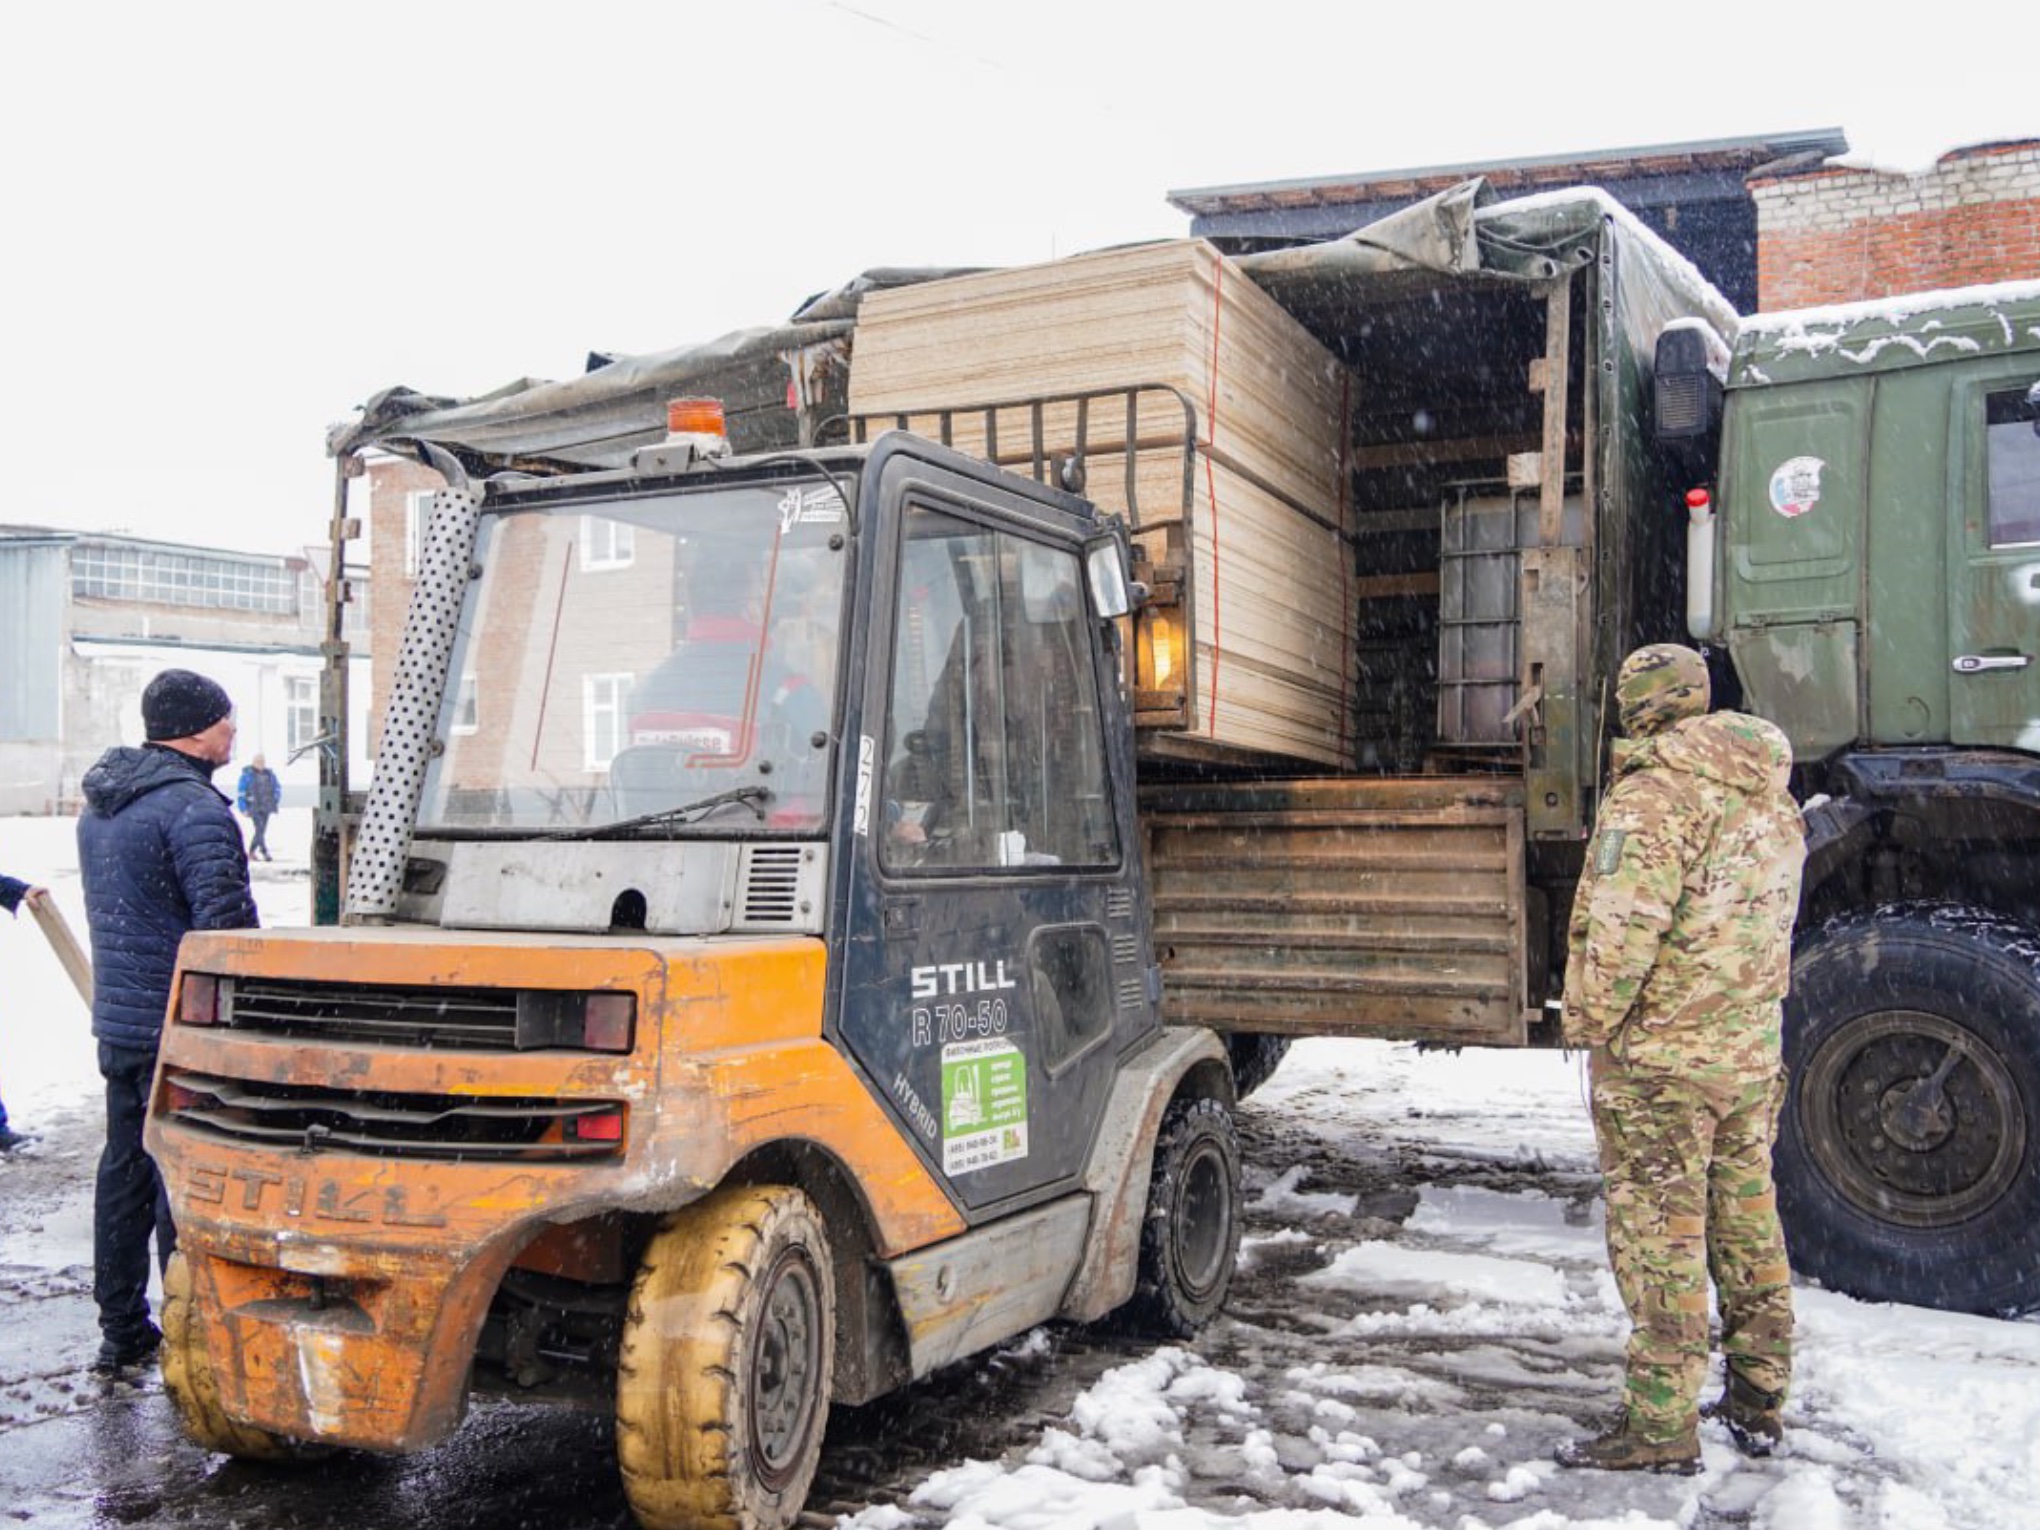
[[285, 675, 319, 757], [583, 672, 634, 770], [404, 490, 435, 577], [580, 515, 636, 571], [1986, 385, 2040, 548], [450, 672, 479, 734], [70, 543, 299, 614]]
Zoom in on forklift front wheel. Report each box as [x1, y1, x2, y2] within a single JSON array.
[[616, 1185, 836, 1530], [1127, 1096, 1241, 1337], [160, 1252, 326, 1462]]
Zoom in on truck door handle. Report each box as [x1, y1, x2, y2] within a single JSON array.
[[1953, 653, 2032, 673]]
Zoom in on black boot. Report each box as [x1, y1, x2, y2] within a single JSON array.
[[1703, 1369, 1784, 1458]]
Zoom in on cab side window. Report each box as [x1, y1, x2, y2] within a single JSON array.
[[883, 507, 1117, 872], [1985, 385, 2040, 548]]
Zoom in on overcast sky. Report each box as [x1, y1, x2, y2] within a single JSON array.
[[1, 1, 2026, 558]]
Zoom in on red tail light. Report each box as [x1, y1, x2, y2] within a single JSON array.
[[163, 1078, 207, 1111], [568, 1110, 625, 1143]]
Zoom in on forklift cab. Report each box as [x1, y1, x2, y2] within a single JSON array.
[[832, 436, 1160, 1213]]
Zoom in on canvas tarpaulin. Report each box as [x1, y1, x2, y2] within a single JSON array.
[[325, 268, 978, 474]]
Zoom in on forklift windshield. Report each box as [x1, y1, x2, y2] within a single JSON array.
[[416, 477, 848, 836]]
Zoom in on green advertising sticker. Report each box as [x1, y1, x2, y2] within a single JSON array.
[[941, 1037, 1028, 1175]]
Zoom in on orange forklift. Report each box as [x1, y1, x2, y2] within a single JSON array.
[[147, 403, 1241, 1529]]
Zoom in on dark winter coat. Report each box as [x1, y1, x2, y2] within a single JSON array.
[[78, 745, 258, 1053], [236, 764, 281, 817]]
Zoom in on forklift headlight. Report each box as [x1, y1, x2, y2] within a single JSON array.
[[178, 973, 222, 1026], [515, 991, 638, 1053], [582, 993, 636, 1053]]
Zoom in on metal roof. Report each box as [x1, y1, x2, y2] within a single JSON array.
[[1166, 129, 1850, 217], [0, 522, 306, 566]]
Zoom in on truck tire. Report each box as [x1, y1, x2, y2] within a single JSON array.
[[616, 1186, 835, 1530], [160, 1252, 324, 1462], [1226, 1034, 1293, 1101], [1776, 905, 2040, 1316], [1126, 1096, 1241, 1336]]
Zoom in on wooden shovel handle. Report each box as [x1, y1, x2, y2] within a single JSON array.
[[25, 890, 94, 1009]]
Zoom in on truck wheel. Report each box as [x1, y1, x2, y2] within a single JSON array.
[[616, 1186, 835, 1530], [1776, 906, 2040, 1316], [1127, 1096, 1241, 1336], [1226, 1034, 1293, 1101], [160, 1252, 323, 1462]]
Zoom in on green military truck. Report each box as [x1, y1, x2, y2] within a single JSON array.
[[1659, 282, 2040, 1314], [314, 185, 2040, 1319]]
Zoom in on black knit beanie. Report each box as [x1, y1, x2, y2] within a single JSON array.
[[142, 669, 233, 742]]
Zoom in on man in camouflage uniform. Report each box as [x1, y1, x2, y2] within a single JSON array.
[[1555, 644, 1806, 1473]]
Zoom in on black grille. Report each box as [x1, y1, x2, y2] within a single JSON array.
[[227, 978, 519, 1050], [741, 847, 803, 923], [162, 1071, 621, 1161]]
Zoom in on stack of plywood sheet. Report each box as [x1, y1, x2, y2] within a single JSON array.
[[848, 239, 1358, 770]]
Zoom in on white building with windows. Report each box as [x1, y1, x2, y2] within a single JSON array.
[[0, 526, 371, 817]]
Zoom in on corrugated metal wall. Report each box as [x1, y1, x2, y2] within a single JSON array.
[[0, 544, 65, 742]]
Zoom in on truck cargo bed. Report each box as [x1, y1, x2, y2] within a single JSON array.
[[1141, 775, 1529, 1045]]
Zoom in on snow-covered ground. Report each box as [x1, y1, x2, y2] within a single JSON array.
[[2, 809, 317, 1129], [843, 1043, 2040, 1530], [3, 812, 2037, 1529]]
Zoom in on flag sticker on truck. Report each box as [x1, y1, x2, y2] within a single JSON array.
[[941, 1037, 1028, 1174], [1768, 456, 1825, 519]]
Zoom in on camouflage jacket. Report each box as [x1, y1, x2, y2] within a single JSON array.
[[1562, 711, 1806, 1079]]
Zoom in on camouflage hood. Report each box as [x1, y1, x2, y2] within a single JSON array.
[[1611, 710, 1793, 799]]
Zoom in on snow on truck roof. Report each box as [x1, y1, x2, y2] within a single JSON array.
[[1735, 279, 2040, 387]]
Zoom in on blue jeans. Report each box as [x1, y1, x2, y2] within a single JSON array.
[[94, 1043, 177, 1342]]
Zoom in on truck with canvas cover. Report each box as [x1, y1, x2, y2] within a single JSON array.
[[838, 200, 2040, 1318]]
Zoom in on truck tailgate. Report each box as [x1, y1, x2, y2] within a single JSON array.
[[1141, 776, 1529, 1045]]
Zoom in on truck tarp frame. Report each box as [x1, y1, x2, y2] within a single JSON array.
[[1234, 177, 1736, 333], [325, 267, 980, 476]]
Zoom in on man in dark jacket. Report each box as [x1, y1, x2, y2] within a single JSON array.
[[78, 668, 258, 1374]]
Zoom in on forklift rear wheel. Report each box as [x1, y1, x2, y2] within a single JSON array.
[[616, 1185, 836, 1530], [1128, 1096, 1241, 1336], [160, 1251, 323, 1462]]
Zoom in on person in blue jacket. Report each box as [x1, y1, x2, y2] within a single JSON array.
[[77, 668, 258, 1374], [0, 872, 46, 1153], [234, 753, 281, 861]]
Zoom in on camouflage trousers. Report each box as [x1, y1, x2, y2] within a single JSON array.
[[1589, 1050, 1794, 1439]]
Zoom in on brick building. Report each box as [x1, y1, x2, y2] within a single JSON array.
[[1753, 140, 2040, 308], [361, 455, 677, 785], [1172, 132, 2040, 316], [362, 455, 442, 757]]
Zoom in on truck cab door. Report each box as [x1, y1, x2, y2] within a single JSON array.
[[832, 455, 1154, 1217], [1949, 374, 2040, 748]]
